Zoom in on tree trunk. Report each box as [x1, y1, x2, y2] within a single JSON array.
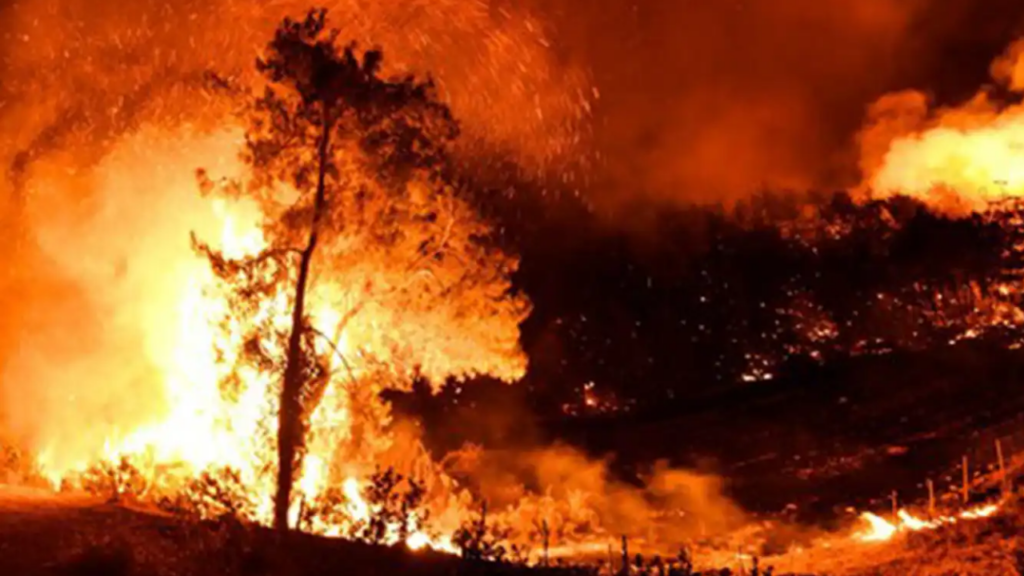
[[273, 105, 332, 533]]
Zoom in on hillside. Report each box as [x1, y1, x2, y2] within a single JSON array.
[[550, 342, 1024, 525], [0, 486, 576, 576]]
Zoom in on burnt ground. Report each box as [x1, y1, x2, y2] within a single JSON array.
[[550, 340, 1024, 526], [0, 487, 575, 576]]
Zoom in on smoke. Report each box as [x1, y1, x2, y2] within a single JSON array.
[[443, 442, 745, 551], [856, 36, 1024, 214], [391, 383, 746, 551], [0, 126, 252, 472], [534, 0, 1024, 210]]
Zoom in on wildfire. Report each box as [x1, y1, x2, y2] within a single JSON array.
[[1, 112, 526, 551], [6, 0, 1024, 569], [856, 503, 1001, 543], [0, 3, 745, 563], [860, 39, 1024, 214]]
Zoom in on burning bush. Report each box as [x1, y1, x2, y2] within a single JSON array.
[[454, 502, 511, 563], [78, 456, 149, 503], [158, 467, 257, 523]]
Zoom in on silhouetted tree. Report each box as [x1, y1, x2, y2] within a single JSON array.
[[196, 7, 526, 534]]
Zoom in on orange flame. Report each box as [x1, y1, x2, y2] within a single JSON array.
[[856, 503, 1000, 543], [860, 38, 1024, 214], [8, 121, 525, 551]]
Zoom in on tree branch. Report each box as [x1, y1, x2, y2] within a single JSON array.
[[308, 325, 359, 390]]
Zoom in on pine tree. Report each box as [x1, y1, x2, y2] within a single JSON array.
[[196, 8, 527, 533]]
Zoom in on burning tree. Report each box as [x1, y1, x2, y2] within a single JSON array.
[[195, 9, 528, 533]]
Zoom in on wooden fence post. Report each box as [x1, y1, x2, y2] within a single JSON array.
[[997, 439, 1008, 498], [621, 535, 629, 576], [891, 491, 898, 523], [962, 455, 970, 505], [541, 519, 550, 567], [927, 479, 936, 518]]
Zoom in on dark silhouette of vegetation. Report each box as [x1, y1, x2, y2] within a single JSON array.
[[158, 467, 257, 523], [674, 548, 695, 576], [79, 456, 148, 504], [454, 501, 511, 563], [358, 467, 429, 545], [296, 468, 431, 544]]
